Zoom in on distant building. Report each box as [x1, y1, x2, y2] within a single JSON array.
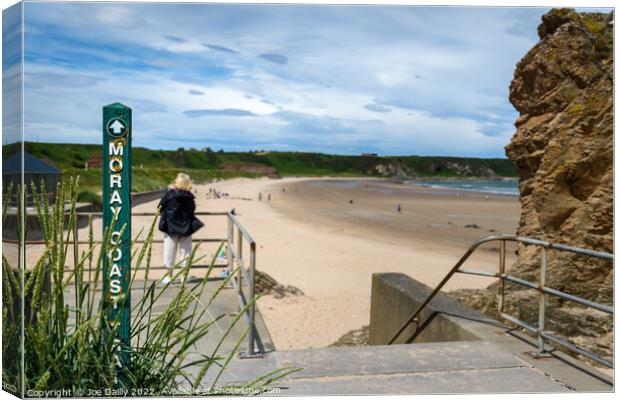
[[361, 153, 378, 157], [86, 153, 103, 168], [3, 151, 61, 204]]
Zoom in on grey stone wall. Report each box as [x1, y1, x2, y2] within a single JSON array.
[[369, 273, 483, 345]]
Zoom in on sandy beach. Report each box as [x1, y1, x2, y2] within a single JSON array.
[[210, 178, 520, 350], [7, 176, 521, 350]]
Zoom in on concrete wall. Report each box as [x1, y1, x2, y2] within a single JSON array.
[[3, 189, 168, 241], [369, 273, 483, 345], [72, 189, 166, 229], [131, 188, 167, 207], [76, 188, 167, 213]]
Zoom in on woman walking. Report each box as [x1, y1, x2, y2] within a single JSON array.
[[158, 173, 203, 285]]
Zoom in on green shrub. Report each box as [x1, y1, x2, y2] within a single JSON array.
[[77, 190, 102, 207]]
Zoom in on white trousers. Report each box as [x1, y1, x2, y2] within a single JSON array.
[[163, 233, 192, 270]]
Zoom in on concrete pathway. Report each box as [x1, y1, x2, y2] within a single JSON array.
[[64, 277, 274, 359], [200, 341, 574, 395]]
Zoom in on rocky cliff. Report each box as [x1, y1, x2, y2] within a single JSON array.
[[368, 158, 500, 179], [452, 8, 613, 365]]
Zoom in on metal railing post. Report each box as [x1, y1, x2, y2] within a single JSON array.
[[248, 242, 257, 356], [537, 246, 548, 355], [227, 216, 234, 279], [237, 227, 243, 289], [498, 240, 506, 314], [390, 234, 612, 367]]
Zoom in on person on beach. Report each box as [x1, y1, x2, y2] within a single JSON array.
[[158, 173, 204, 285]]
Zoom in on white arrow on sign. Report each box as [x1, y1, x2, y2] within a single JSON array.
[[109, 120, 125, 134]]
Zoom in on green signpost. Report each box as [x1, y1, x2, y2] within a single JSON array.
[[102, 103, 132, 377]]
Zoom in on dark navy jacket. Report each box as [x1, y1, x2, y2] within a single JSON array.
[[158, 189, 203, 236]]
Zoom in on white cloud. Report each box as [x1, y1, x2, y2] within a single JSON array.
[[18, 3, 583, 156]]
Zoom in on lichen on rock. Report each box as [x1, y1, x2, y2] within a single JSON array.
[[452, 8, 613, 365]]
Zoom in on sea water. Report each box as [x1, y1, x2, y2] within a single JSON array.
[[408, 179, 519, 196]]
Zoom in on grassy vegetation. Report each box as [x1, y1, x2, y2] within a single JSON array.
[[4, 142, 516, 204], [2, 179, 297, 395], [63, 167, 261, 201]]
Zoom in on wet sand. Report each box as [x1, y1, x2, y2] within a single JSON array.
[[5, 177, 521, 350], [271, 178, 519, 252]]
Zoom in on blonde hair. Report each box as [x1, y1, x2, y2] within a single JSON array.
[[172, 173, 192, 191]]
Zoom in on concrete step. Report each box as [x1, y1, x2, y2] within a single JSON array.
[[200, 341, 578, 394]]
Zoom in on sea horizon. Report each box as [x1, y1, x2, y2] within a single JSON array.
[[305, 177, 520, 197], [407, 178, 520, 196]]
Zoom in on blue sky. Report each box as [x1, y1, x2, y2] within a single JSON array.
[[2, 2, 22, 147], [6, 3, 604, 156]]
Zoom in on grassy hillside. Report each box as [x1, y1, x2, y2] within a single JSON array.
[[15, 141, 516, 177], [4, 141, 517, 204]]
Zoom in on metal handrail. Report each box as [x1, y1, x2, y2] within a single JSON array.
[[6, 209, 263, 357], [387, 234, 509, 344], [388, 234, 614, 368], [6, 211, 231, 246], [226, 212, 262, 356], [228, 213, 256, 245]]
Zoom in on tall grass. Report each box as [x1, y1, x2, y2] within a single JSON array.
[[2, 178, 297, 396]]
